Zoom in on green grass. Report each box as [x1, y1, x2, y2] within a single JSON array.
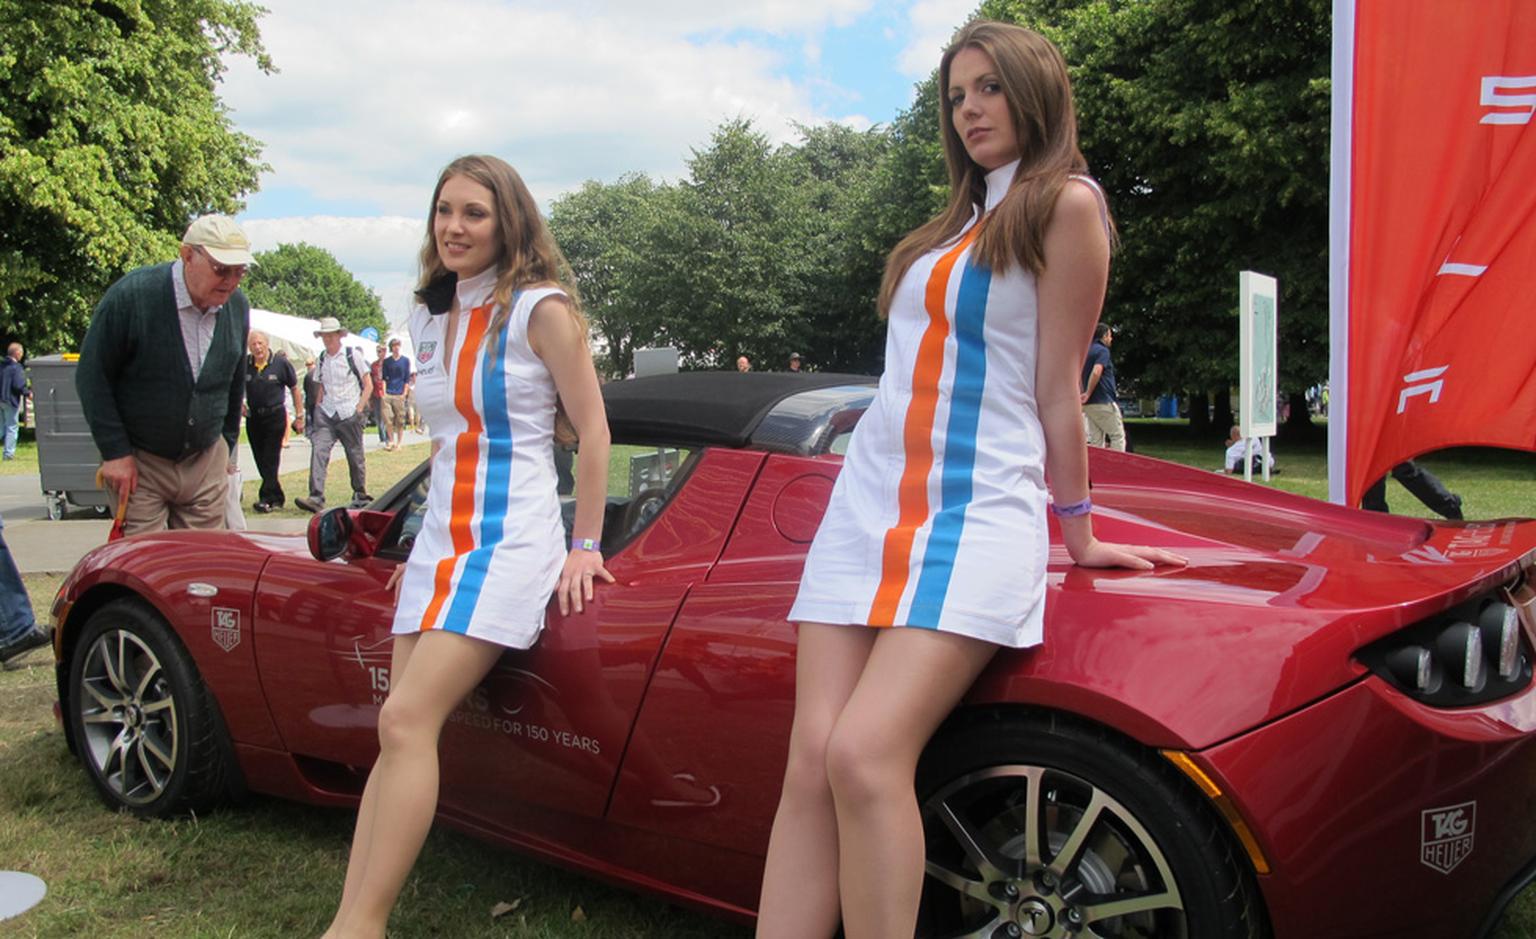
[[0, 429, 39, 476], [1125, 419, 1535, 520], [8, 424, 1536, 935]]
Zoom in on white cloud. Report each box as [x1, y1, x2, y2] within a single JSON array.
[[242, 216, 424, 326], [218, 0, 927, 325], [897, 0, 978, 77], [222, 0, 877, 216]]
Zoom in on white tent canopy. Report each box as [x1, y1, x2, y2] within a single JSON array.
[[247, 308, 409, 369]]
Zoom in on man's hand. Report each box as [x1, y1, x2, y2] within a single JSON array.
[[98, 456, 138, 497]]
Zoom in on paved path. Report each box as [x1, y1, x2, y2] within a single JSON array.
[[3, 423, 430, 574]]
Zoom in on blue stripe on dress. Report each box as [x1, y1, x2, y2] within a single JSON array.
[[441, 296, 517, 633], [907, 260, 991, 629]]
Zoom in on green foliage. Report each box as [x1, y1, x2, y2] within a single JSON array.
[[551, 120, 896, 376], [0, 0, 272, 354], [243, 242, 387, 336], [982, 0, 1331, 399]]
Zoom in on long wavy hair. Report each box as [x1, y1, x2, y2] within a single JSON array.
[[877, 20, 1114, 317], [417, 154, 589, 443]]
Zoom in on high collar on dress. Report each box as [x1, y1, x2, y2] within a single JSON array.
[[983, 159, 1021, 212], [455, 265, 500, 309], [416, 265, 502, 315]]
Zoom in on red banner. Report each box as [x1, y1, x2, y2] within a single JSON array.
[[1329, 0, 1536, 506]]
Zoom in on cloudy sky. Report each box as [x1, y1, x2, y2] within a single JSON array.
[[223, 0, 979, 329]]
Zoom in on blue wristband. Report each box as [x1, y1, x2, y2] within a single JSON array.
[[1049, 497, 1092, 518], [571, 537, 599, 552]]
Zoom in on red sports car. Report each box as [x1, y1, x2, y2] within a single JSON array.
[[50, 372, 1536, 938]]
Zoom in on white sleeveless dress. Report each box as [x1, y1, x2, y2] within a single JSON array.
[[789, 161, 1102, 649], [391, 267, 566, 649]]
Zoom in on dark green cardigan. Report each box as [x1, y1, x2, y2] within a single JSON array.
[[76, 262, 249, 462]]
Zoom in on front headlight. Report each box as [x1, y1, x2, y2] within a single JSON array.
[[1357, 587, 1531, 707]]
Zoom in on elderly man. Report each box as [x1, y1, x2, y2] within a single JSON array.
[[244, 330, 303, 513], [296, 317, 371, 513], [77, 215, 253, 535], [0, 343, 28, 460]]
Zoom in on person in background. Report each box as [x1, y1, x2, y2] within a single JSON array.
[[1080, 321, 1125, 451], [1363, 460, 1463, 520], [296, 319, 372, 513], [787, 352, 803, 372], [756, 22, 1184, 938], [0, 343, 29, 460], [737, 355, 752, 373], [302, 357, 320, 435], [370, 343, 389, 445], [0, 511, 47, 668], [379, 338, 413, 451], [76, 214, 252, 535], [244, 330, 302, 512], [1222, 424, 1274, 474]]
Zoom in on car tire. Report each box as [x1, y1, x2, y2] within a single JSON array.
[[915, 713, 1266, 939], [67, 598, 237, 818]]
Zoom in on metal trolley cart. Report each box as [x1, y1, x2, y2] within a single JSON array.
[[29, 354, 110, 520]]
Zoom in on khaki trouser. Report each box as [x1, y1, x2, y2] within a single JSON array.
[[1082, 402, 1127, 451], [110, 443, 232, 536], [383, 393, 408, 432]]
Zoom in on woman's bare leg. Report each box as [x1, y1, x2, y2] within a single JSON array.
[[327, 634, 417, 931], [755, 623, 877, 939], [824, 628, 998, 939], [321, 630, 503, 938]]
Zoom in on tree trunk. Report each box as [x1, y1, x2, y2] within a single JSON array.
[[1212, 387, 1234, 434], [1282, 390, 1315, 438], [1186, 389, 1211, 434]]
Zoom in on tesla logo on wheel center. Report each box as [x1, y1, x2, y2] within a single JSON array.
[[1421, 801, 1475, 874], [211, 607, 241, 653]]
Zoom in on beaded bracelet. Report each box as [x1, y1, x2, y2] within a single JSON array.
[[1049, 497, 1092, 518], [571, 537, 600, 552]]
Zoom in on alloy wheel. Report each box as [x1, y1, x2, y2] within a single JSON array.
[[75, 629, 180, 806], [922, 764, 1186, 939]]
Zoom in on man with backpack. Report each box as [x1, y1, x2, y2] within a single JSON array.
[[296, 317, 372, 512]]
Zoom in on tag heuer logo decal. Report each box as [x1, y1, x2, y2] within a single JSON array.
[[416, 341, 437, 364], [1421, 801, 1475, 874], [211, 607, 241, 653]]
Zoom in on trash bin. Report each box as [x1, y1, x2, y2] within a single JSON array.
[[28, 355, 110, 520]]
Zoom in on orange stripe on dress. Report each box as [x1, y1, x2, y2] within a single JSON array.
[[867, 228, 979, 626], [419, 302, 495, 631]]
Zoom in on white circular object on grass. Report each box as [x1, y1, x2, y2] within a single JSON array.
[[0, 871, 46, 920]]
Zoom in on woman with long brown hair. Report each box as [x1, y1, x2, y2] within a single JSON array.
[[756, 21, 1184, 938], [322, 154, 611, 938]]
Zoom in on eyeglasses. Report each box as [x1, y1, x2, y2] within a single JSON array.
[[197, 247, 248, 281]]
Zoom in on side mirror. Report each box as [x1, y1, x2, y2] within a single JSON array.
[[308, 507, 354, 562]]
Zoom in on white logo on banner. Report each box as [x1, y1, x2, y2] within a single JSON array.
[[1480, 76, 1536, 125], [1397, 365, 1448, 413]]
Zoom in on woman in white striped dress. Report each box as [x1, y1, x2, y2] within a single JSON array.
[[756, 21, 1185, 939], [322, 155, 611, 939]]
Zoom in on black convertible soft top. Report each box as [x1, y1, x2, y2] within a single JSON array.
[[601, 371, 877, 450]]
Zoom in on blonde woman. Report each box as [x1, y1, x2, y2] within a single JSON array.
[[322, 154, 611, 938], [756, 21, 1184, 938]]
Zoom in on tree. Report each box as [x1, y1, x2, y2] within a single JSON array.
[[983, 0, 1331, 430], [552, 119, 895, 376], [0, 0, 271, 353], [243, 243, 387, 336]]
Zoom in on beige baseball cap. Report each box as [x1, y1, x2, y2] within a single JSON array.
[[182, 215, 257, 266]]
